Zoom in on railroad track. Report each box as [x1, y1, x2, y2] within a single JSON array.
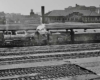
[[0, 43, 100, 65], [0, 50, 100, 65], [0, 64, 96, 80], [0, 48, 100, 56], [0, 43, 100, 80], [0, 43, 100, 56], [0, 43, 100, 52]]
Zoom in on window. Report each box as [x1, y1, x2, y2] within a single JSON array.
[[4, 31, 12, 35], [17, 31, 25, 34], [95, 17, 98, 21]]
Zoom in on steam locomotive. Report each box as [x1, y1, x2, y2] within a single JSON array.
[[0, 30, 35, 47]]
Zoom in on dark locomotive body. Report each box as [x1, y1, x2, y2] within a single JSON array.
[[0, 30, 35, 47]]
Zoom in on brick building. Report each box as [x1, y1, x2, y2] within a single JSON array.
[[5, 9, 41, 24], [65, 4, 99, 12]]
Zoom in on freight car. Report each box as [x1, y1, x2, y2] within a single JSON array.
[[48, 29, 100, 44], [74, 29, 100, 43]]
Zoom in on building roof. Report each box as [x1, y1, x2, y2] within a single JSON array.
[[65, 4, 97, 11], [47, 9, 100, 17], [1, 23, 100, 30], [70, 10, 100, 16], [46, 23, 100, 30], [47, 10, 68, 16]]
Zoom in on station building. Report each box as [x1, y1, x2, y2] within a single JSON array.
[[45, 10, 100, 23], [45, 4, 100, 23]]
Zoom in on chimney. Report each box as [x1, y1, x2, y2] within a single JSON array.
[[41, 6, 45, 23], [30, 9, 34, 16], [76, 4, 79, 7]]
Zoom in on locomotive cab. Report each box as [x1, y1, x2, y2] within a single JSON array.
[[3, 31, 13, 45], [4, 31, 12, 39]]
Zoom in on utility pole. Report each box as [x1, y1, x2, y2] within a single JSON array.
[[5, 18, 9, 35]]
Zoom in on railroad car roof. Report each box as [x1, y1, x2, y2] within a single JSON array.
[[46, 23, 100, 30], [0, 23, 100, 30]]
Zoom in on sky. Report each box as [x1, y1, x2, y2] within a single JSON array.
[[0, 0, 100, 15]]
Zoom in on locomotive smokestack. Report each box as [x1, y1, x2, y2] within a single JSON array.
[[41, 6, 45, 23]]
